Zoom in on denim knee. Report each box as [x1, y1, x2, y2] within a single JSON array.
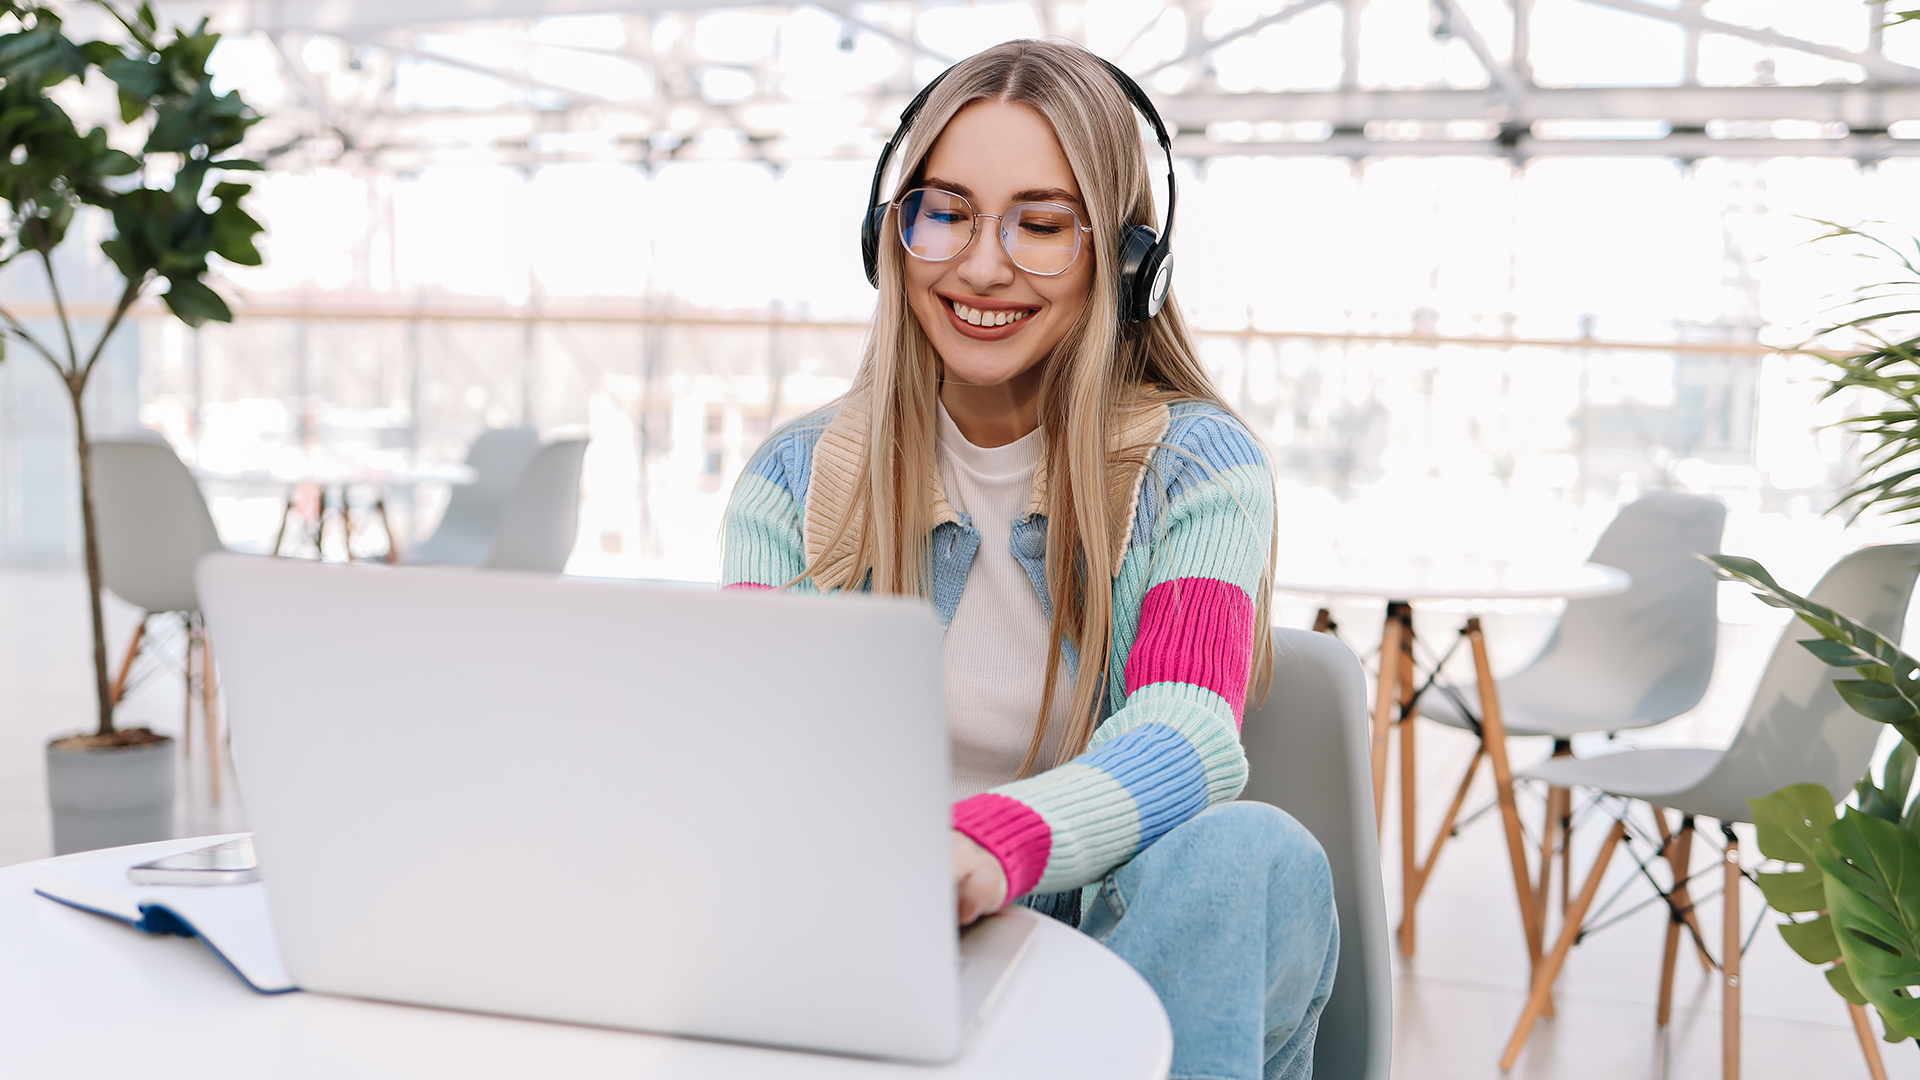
[[1148, 801, 1330, 889]]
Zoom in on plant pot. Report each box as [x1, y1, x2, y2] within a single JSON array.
[[45, 734, 176, 856]]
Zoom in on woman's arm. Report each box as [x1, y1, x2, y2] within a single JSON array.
[[951, 408, 1272, 902]]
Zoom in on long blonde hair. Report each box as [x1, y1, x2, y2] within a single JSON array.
[[809, 39, 1275, 773]]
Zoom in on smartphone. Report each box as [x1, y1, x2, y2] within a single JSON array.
[[127, 836, 259, 886]]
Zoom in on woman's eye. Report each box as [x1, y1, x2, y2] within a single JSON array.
[[1020, 221, 1064, 237], [926, 211, 969, 226]]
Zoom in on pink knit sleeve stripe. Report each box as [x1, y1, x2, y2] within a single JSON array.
[[1124, 576, 1255, 727], [952, 793, 1052, 903], [722, 582, 774, 591]]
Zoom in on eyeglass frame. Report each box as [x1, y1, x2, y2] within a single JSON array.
[[892, 187, 1095, 277]]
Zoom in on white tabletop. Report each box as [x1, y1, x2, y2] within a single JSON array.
[[194, 462, 477, 487], [1273, 557, 1631, 602], [0, 838, 1171, 1080]]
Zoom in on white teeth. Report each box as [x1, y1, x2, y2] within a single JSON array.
[[951, 301, 1029, 328]]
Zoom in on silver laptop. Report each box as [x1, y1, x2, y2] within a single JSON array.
[[196, 554, 1033, 1062]]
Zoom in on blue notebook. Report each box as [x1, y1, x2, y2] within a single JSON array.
[[33, 834, 296, 993]]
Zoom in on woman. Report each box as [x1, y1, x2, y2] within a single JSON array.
[[724, 39, 1337, 1080]]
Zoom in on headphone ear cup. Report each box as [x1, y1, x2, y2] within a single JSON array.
[[1116, 225, 1159, 322], [862, 204, 889, 287]]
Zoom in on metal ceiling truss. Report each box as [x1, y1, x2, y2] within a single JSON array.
[[199, 0, 1920, 166]]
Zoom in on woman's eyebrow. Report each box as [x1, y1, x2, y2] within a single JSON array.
[[921, 177, 974, 199], [1014, 186, 1081, 205]]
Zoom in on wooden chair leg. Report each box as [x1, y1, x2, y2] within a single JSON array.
[[1370, 608, 1402, 838], [1410, 746, 1484, 908], [1312, 607, 1334, 634], [271, 492, 295, 557], [1501, 818, 1628, 1070], [1397, 605, 1420, 956], [1535, 784, 1561, 937], [109, 614, 149, 706], [1657, 814, 1695, 1026], [1466, 618, 1542, 974], [181, 613, 196, 760], [199, 618, 221, 806], [1850, 1000, 1890, 1080], [1724, 825, 1741, 1080]]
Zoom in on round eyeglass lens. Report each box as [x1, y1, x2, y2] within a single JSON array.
[[898, 188, 974, 263], [1000, 204, 1082, 276]]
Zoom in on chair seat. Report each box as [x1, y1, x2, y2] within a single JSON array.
[[1518, 746, 1721, 801], [1415, 681, 1676, 740]]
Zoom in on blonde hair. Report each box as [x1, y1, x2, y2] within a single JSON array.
[[810, 39, 1275, 773]]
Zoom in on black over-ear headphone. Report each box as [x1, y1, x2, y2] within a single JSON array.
[[860, 57, 1179, 323]]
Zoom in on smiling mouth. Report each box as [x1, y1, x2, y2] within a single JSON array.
[[945, 298, 1035, 328]]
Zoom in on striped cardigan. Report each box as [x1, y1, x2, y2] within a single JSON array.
[[722, 387, 1273, 900]]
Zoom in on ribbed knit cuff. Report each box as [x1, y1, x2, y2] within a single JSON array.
[[952, 793, 1052, 904], [723, 582, 773, 591]]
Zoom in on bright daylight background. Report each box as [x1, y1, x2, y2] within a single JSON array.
[[7, 2, 1920, 1074]]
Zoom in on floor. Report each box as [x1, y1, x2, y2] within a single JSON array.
[[1, 568, 1910, 1079]]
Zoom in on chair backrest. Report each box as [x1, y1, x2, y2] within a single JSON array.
[[409, 427, 542, 567], [1677, 542, 1920, 824], [88, 438, 225, 614], [1504, 492, 1727, 729], [1238, 628, 1391, 1080], [483, 438, 589, 574]]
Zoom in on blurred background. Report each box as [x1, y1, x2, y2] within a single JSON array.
[[3, 0, 1915, 589], [8, 2, 1920, 1075]]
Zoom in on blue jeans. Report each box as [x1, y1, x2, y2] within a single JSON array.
[[1024, 802, 1339, 1080]]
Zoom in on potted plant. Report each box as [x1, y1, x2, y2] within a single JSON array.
[[1711, 217, 1920, 1051], [0, 1, 262, 852]]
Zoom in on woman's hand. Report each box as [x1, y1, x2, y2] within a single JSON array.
[[952, 830, 1009, 927]]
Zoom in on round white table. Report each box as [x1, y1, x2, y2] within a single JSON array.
[[0, 838, 1172, 1080], [195, 460, 476, 564], [1273, 557, 1630, 973]]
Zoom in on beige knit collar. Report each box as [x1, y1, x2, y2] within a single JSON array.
[[803, 386, 1173, 584]]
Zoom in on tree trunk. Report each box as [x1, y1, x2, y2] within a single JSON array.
[[68, 377, 115, 736]]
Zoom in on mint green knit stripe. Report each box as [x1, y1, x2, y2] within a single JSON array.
[[1141, 462, 1273, 596], [992, 762, 1145, 895], [1092, 680, 1248, 804], [722, 472, 807, 589], [1107, 544, 1155, 714]]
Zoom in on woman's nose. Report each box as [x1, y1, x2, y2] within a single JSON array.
[[956, 217, 1015, 291]]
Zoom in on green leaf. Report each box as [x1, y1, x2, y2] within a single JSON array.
[[1751, 783, 1841, 866], [1817, 809, 1920, 1038], [1802, 637, 1880, 667], [1781, 915, 1844, 964], [1755, 867, 1830, 913], [1828, 962, 1869, 1006], [1836, 678, 1920, 726], [158, 275, 231, 327]]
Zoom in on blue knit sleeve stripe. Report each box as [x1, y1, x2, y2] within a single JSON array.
[[1130, 404, 1268, 552], [1076, 721, 1210, 852], [745, 410, 833, 508]]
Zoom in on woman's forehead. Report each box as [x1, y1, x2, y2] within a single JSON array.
[[922, 100, 1082, 206]]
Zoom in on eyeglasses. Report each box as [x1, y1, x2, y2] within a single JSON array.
[[894, 187, 1092, 277]]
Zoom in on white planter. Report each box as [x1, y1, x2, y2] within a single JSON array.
[[45, 737, 176, 856]]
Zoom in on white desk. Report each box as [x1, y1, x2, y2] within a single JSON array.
[[1, 838, 1171, 1080]]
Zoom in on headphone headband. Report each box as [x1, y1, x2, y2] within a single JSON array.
[[860, 52, 1179, 322]]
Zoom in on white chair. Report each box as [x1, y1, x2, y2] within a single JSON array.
[[1240, 628, 1392, 1080], [1410, 492, 1725, 951], [481, 437, 589, 574], [88, 438, 230, 795], [1499, 542, 1920, 1078], [407, 427, 543, 567]]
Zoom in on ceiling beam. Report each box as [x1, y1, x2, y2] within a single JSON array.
[[1577, 0, 1920, 85], [1155, 85, 1920, 126], [1171, 131, 1920, 158]]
